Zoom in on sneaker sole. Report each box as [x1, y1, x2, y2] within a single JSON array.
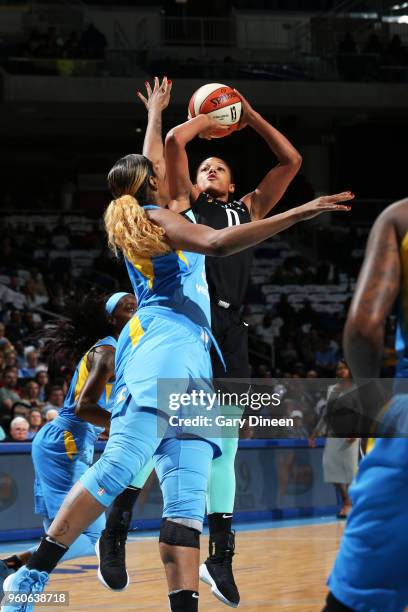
[[1, 574, 16, 612], [0, 565, 14, 603], [0, 572, 21, 612], [199, 563, 239, 608], [94, 538, 130, 592]]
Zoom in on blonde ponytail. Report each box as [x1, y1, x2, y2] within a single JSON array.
[[104, 195, 171, 262]]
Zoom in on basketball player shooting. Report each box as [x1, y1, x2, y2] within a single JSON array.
[[164, 83, 302, 608]]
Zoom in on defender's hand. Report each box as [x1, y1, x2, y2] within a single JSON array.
[[137, 76, 172, 112]]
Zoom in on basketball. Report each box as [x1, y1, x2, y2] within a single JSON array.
[[188, 83, 242, 138]]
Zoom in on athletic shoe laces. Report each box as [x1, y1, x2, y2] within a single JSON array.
[[102, 527, 127, 568]]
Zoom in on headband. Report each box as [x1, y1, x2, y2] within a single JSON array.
[[105, 292, 129, 315]]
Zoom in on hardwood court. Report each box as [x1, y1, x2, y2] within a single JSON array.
[[4, 521, 345, 611]]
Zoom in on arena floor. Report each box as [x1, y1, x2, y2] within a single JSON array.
[[0, 518, 345, 611]]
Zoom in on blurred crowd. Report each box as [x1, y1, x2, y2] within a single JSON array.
[[0, 208, 396, 442], [337, 32, 408, 82]]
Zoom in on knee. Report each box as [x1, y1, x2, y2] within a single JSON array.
[[159, 518, 200, 555]]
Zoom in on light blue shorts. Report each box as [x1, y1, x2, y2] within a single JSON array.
[[32, 419, 105, 540], [80, 403, 213, 529], [81, 308, 222, 529], [328, 395, 408, 612]]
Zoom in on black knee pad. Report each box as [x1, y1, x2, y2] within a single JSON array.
[[159, 519, 200, 549]]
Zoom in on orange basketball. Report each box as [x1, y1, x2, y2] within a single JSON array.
[[188, 83, 242, 139]]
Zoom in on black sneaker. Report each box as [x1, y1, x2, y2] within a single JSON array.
[[199, 531, 240, 608], [95, 522, 130, 591]]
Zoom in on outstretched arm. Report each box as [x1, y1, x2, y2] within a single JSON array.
[[344, 209, 401, 379], [138, 76, 172, 183], [148, 192, 353, 257], [75, 346, 114, 428], [236, 91, 302, 221]]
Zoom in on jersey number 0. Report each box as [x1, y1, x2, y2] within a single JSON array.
[[226, 208, 241, 227]]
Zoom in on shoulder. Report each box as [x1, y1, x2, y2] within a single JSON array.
[[87, 343, 115, 372], [373, 198, 408, 233]]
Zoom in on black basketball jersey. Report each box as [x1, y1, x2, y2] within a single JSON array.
[[182, 191, 253, 308]]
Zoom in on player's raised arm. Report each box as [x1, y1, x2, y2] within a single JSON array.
[[148, 192, 353, 257], [165, 114, 223, 212], [234, 91, 302, 221], [138, 76, 172, 184], [344, 206, 402, 379], [75, 345, 114, 428]]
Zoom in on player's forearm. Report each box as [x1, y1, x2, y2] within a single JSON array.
[[75, 402, 111, 428], [143, 108, 164, 168], [343, 320, 384, 379], [211, 206, 306, 256], [249, 112, 302, 166], [166, 115, 211, 147]]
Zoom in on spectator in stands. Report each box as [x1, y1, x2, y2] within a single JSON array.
[[23, 279, 49, 310], [364, 33, 382, 55], [386, 34, 407, 66], [310, 360, 359, 519], [0, 367, 21, 429], [2, 416, 30, 442], [63, 32, 80, 59], [80, 23, 108, 59], [290, 409, 309, 438], [35, 370, 49, 402], [12, 401, 31, 421], [296, 299, 318, 327], [24, 312, 43, 337], [28, 268, 48, 300], [314, 337, 338, 375], [280, 340, 299, 371], [41, 26, 64, 59], [42, 385, 64, 417], [255, 312, 276, 345], [18, 349, 44, 380], [22, 380, 45, 410], [4, 349, 18, 369], [275, 294, 295, 321], [0, 322, 13, 351], [50, 217, 71, 250], [5, 310, 28, 344], [27, 408, 43, 440], [45, 408, 58, 422]]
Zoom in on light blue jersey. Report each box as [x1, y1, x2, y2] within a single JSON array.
[[124, 206, 210, 329], [57, 335, 117, 443]]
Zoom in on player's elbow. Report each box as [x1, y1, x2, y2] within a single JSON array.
[[344, 314, 383, 342], [292, 152, 303, 169], [165, 128, 185, 150], [284, 152, 302, 170], [75, 397, 89, 418], [206, 232, 230, 257]]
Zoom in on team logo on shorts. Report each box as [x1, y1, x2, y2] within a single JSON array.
[[116, 387, 127, 404], [97, 488, 106, 497]]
